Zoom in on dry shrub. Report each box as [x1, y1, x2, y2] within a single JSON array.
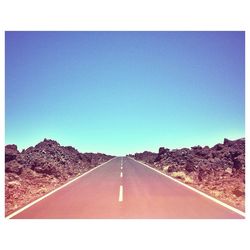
[[171, 171, 194, 184]]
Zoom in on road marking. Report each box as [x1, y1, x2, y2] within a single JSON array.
[[121, 166, 123, 170], [121, 157, 123, 166], [119, 185, 123, 202], [120, 172, 123, 178], [128, 157, 245, 217], [6, 157, 118, 219]]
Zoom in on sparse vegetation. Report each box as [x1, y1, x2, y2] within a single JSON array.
[[171, 171, 194, 184], [5, 139, 114, 216], [131, 138, 245, 211]]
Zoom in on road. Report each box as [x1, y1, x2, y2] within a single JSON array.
[[10, 157, 244, 219]]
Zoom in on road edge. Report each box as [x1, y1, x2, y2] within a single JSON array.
[[6, 157, 118, 219], [128, 157, 245, 218]]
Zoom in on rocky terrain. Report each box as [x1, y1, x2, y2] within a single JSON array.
[[5, 139, 114, 216], [129, 138, 245, 211]]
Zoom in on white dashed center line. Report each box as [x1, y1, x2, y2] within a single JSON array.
[[120, 172, 123, 178], [119, 185, 123, 202]]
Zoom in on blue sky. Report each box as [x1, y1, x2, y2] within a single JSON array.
[[5, 31, 245, 155]]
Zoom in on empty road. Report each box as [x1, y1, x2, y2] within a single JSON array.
[[9, 157, 244, 219]]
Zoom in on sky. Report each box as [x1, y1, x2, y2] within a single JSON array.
[[5, 31, 245, 155]]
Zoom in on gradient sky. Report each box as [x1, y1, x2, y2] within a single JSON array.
[[5, 31, 245, 155]]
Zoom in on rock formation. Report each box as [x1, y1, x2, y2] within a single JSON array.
[[130, 138, 245, 211], [5, 139, 114, 215]]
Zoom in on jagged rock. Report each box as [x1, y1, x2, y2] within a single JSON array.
[[134, 151, 157, 164], [35, 139, 60, 149], [5, 139, 114, 215], [213, 143, 224, 151], [224, 138, 234, 146], [5, 160, 23, 175], [185, 160, 195, 172], [232, 189, 244, 197], [233, 158, 242, 170], [159, 147, 166, 155], [130, 138, 245, 211], [5, 144, 19, 162], [155, 148, 170, 161]]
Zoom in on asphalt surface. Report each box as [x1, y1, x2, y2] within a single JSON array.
[[11, 157, 244, 219]]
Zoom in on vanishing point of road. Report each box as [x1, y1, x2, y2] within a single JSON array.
[[8, 157, 244, 219]]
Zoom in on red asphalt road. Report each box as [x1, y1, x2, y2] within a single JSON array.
[[11, 157, 244, 219]]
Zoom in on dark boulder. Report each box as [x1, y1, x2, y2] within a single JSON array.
[[224, 138, 233, 146], [5, 160, 23, 175], [185, 160, 195, 172], [213, 143, 223, 151], [159, 147, 165, 155], [233, 158, 243, 170], [134, 151, 157, 164], [5, 145, 19, 162], [35, 138, 60, 149], [158, 147, 169, 155]]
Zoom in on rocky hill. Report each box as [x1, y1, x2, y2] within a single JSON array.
[[5, 139, 114, 216], [130, 138, 245, 211]]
